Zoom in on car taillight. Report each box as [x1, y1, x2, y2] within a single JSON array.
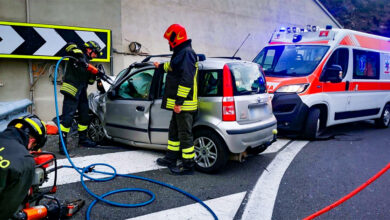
[[222, 64, 236, 121]]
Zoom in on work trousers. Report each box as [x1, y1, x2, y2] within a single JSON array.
[[166, 111, 195, 160], [60, 85, 90, 133]]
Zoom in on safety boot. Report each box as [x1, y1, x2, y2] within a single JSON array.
[[78, 130, 97, 148], [156, 151, 179, 167], [156, 157, 177, 167], [169, 159, 195, 175]]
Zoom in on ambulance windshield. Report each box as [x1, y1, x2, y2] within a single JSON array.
[[253, 45, 329, 77]]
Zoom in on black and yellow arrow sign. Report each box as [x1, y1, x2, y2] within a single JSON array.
[[0, 21, 111, 62]]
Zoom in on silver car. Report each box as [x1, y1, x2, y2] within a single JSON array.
[[88, 55, 277, 173]]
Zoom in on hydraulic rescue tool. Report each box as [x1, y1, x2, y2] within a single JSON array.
[[13, 151, 85, 220]]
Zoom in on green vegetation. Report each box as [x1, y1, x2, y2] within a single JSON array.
[[319, 0, 390, 37]]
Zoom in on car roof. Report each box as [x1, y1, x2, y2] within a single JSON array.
[[137, 55, 257, 70]]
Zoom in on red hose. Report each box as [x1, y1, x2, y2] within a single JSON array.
[[304, 162, 390, 220]]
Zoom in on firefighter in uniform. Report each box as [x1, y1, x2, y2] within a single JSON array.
[[156, 24, 198, 175], [59, 41, 103, 154], [0, 115, 47, 219]]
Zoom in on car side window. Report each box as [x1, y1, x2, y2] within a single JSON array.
[[353, 49, 380, 80], [324, 48, 349, 78], [117, 69, 154, 100], [199, 70, 222, 97]]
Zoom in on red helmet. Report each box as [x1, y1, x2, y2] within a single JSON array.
[[164, 24, 188, 48]]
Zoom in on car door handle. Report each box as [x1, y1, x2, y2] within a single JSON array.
[[136, 106, 145, 111]]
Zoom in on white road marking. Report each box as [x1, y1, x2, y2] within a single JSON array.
[[42, 150, 164, 187], [262, 138, 291, 154], [128, 192, 246, 220], [242, 140, 309, 220]]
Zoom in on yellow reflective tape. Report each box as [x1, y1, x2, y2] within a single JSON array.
[[167, 145, 180, 151], [66, 44, 77, 52], [177, 92, 188, 98], [78, 124, 88, 131], [182, 146, 194, 153], [193, 63, 198, 101], [60, 88, 76, 96], [62, 85, 77, 93], [24, 118, 42, 135], [182, 152, 195, 159], [178, 85, 191, 91], [163, 62, 172, 72], [168, 140, 180, 146], [15, 123, 23, 129], [73, 49, 83, 54], [63, 83, 77, 91], [60, 124, 70, 133]]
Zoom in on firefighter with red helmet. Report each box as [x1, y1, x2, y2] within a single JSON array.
[[59, 41, 103, 155], [0, 115, 47, 219], [156, 24, 198, 175]]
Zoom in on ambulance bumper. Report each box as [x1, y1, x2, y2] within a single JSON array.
[[271, 93, 309, 132]]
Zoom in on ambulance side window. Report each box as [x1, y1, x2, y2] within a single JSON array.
[[353, 50, 380, 80], [324, 48, 349, 78]]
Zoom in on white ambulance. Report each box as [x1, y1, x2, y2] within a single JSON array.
[[253, 25, 390, 139]]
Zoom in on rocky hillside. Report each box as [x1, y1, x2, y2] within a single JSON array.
[[319, 0, 390, 37]]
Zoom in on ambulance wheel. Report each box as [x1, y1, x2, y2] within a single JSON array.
[[194, 129, 229, 173], [375, 104, 390, 128], [303, 108, 321, 140], [87, 115, 106, 143]]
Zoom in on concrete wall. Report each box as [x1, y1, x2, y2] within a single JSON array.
[[0, 0, 339, 121], [120, 0, 340, 67]]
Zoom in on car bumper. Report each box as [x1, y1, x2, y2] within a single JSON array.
[[218, 116, 277, 153], [272, 93, 309, 132]]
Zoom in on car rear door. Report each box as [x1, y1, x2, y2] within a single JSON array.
[[104, 67, 155, 143]]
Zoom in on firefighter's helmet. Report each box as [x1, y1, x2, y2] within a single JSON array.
[[84, 40, 103, 57], [8, 114, 47, 151], [164, 24, 188, 49]]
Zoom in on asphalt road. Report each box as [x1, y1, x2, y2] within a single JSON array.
[[41, 120, 389, 220]]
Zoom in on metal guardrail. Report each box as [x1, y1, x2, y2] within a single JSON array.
[[0, 99, 32, 132]]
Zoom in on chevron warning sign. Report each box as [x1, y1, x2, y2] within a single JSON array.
[[0, 21, 111, 62]]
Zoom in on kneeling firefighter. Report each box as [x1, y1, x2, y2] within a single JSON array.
[[59, 41, 103, 154], [156, 24, 198, 175], [0, 115, 47, 219]]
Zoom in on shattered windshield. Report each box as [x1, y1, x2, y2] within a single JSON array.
[[253, 45, 329, 77]]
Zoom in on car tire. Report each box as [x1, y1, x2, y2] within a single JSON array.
[[303, 108, 321, 140], [375, 104, 390, 128], [194, 129, 229, 173], [87, 115, 106, 143]]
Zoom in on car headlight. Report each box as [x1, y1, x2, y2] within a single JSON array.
[[275, 83, 309, 93]]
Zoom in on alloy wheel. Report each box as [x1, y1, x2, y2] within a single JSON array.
[[194, 136, 218, 168], [88, 117, 105, 143]]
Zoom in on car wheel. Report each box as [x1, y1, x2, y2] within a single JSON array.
[[375, 104, 390, 128], [88, 116, 106, 143], [303, 108, 321, 140], [194, 130, 229, 173]]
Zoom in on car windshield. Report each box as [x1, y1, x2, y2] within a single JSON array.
[[228, 62, 266, 95], [253, 45, 329, 77]]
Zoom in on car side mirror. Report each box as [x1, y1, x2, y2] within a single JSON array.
[[323, 64, 343, 83], [107, 90, 117, 99]]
